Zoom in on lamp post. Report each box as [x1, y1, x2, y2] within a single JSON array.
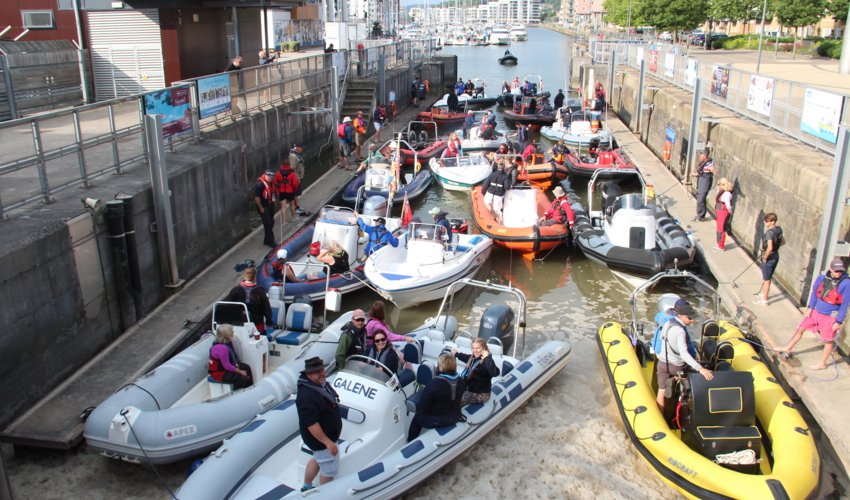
[[626, 0, 632, 40], [755, 0, 768, 73]]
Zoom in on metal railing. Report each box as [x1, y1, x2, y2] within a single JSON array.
[[590, 40, 848, 155], [0, 39, 435, 219]]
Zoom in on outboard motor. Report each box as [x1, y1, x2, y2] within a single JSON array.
[[478, 304, 515, 351], [362, 195, 388, 216]]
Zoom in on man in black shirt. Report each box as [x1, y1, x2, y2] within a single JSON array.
[[297, 357, 342, 491]]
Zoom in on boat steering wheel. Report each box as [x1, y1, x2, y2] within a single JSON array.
[[345, 354, 408, 398]]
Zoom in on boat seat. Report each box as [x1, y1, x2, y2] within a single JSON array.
[[265, 300, 286, 340], [207, 376, 234, 398], [488, 344, 503, 356], [397, 368, 416, 387], [419, 338, 447, 361], [455, 235, 484, 253], [454, 337, 473, 350], [405, 362, 436, 413], [402, 342, 422, 364], [688, 371, 755, 427], [275, 303, 312, 345]]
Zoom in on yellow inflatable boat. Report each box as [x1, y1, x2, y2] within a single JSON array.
[[598, 319, 820, 499]]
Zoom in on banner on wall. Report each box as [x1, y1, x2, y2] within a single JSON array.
[[746, 75, 774, 117], [648, 50, 658, 72], [144, 86, 192, 138], [664, 53, 675, 78], [800, 88, 843, 144], [685, 58, 697, 87], [197, 74, 231, 119], [709, 65, 730, 99]]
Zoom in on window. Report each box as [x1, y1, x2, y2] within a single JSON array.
[[22, 11, 55, 29]]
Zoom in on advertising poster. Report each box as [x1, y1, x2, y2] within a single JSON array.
[[800, 88, 843, 143], [197, 74, 231, 119], [648, 50, 658, 72], [746, 75, 774, 117], [144, 87, 192, 138], [710, 65, 730, 99], [685, 58, 697, 87], [664, 53, 675, 78], [664, 125, 676, 162]]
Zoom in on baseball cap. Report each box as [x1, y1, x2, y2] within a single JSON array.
[[276, 249, 287, 260], [830, 258, 846, 272], [352, 309, 367, 320], [343, 116, 352, 123], [374, 217, 386, 225], [674, 299, 696, 318], [428, 207, 441, 216], [264, 169, 275, 176], [552, 186, 565, 197]]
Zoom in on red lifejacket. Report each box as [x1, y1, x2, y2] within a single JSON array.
[[597, 151, 615, 165], [257, 176, 275, 203], [208, 342, 238, 381], [338, 123, 347, 138], [817, 275, 848, 305], [276, 167, 298, 194]]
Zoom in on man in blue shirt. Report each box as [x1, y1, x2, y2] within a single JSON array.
[[778, 258, 850, 370], [355, 214, 399, 256], [428, 207, 453, 242]]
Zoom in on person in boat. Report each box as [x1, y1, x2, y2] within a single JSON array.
[[297, 356, 342, 491], [777, 258, 850, 370], [504, 49, 511, 57], [442, 138, 460, 159], [364, 330, 400, 374], [335, 309, 367, 369], [655, 300, 714, 412], [354, 214, 399, 256], [539, 186, 576, 227], [501, 80, 511, 94], [448, 131, 462, 155], [465, 79, 475, 95], [271, 248, 302, 283], [407, 353, 467, 441], [553, 89, 565, 110], [452, 338, 500, 405], [208, 324, 253, 390], [315, 240, 350, 277], [495, 143, 510, 156], [224, 266, 273, 335], [454, 78, 465, 96], [504, 157, 521, 190], [447, 91, 461, 113], [541, 100, 554, 116], [511, 76, 520, 90], [365, 300, 414, 349], [479, 120, 496, 140], [549, 140, 568, 165], [462, 110, 476, 138], [528, 97, 537, 115], [428, 207, 453, 242], [354, 144, 384, 173], [516, 123, 528, 149], [481, 162, 508, 224], [521, 142, 538, 163], [593, 82, 606, 112]]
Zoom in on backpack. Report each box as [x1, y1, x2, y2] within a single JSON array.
[[651, 313, 697, 359], [338, 123, 347, 139]]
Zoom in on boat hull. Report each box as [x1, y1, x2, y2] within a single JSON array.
[[502, 109, 555, 126], [561, 151, 636, 178]]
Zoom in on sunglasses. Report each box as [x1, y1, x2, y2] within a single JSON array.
[[374, 338, 387, 343], [353, 318, 366, 322]]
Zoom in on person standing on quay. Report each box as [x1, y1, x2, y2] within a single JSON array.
[[338, 117, 354, 169], [713, 178, 733, 252], [352, 111, 368, 162], [691, 151, 715, 222], [754, 213, 782, 306], [254, 169, 277, 247], [289, 143, 308, 216]]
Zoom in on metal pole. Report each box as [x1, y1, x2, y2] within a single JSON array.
[[635, 58, 646, 133], [608, 49, 616, 109], [188, 82, 201, 144], [378, 52, 386, 105], [685, 77, 704, 183], [331, 65, 340, 159], [71, 0, 90, 103], [1, 56, 17, 119], [232, 7, 241, 57], [626, 0, 632, 41], [72, 110, 90, 187], [31, 120, 54, 204], [107, 103, 121, 173], [812, 127, 850, 291], [144, 115, 182, 288], [0, 451, 12, 500], [755, 0, 768, 74]]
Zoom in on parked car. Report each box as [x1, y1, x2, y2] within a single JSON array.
[[659, 31, 673, 41]]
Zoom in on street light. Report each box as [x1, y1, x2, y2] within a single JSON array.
[[626, 0, 633, 41], [755, 0, 768, 73]]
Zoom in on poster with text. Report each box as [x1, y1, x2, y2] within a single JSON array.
[[710, 65, 730, 99], [800, 88, 843, 143], [648, 50, 658, 72], [685, 59, 697, 87], [746, 75, 774, 117], [664, 53, 675, 78], [144, 86, 192, 138], [197, 74, 231, 119]]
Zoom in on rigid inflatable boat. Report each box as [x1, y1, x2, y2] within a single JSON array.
[[540, 108, 611, 148], [84, 300, 345, 464], [502, 95, 556, 127], [386, 122, 447, 167], [429, 154, 493, 191], [571, 169, 694, 278], [177, 279, 572, 499], [340, 155, 432, 205], [597, 270, 819, 499]]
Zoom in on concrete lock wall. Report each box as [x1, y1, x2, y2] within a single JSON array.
[[0, 87, 334, 429], [602, 66, 839, 307]]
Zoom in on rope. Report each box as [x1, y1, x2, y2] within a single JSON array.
[[342, 270, 392, 302], [715, 449, 758, 465], [724, 335, 841, 382]]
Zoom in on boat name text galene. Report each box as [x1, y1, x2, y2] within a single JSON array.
[[334, 377, 378, 400]]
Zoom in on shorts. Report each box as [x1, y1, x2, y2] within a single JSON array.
[[339, 141, 351, 157], [798, 309, 838, 342], [761, 257, 778, 280], [279, 192, 296, 201], [483, 192, 503, 215], [656, 361, 686, 391], [313, 446, 340, 478], [374, 122, 383, 131], [355, 133, 364, 146]]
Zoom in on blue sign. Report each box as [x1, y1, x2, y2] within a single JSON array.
[[144, 87, 192, 138], [665, 125, 676, 144], [197, 74, 232, 119]]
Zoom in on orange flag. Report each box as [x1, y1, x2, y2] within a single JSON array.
[[401, 192, 413, 228]]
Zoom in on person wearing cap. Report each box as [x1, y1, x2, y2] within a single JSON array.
[[777, 258, 850, 370], [539, 186, 576, 228], [254, 169, 278, 247], [655, 299, 713, 411], [271, 249, 302, 283], [690, 150, 715, 222], [553, 88, 565, 110], [429, 207, 453, 241], [373, 104, 386, 142], [335, 309, 367, 369], [355, 212, 399, 256], [352, 111, 368, 162], [288, 144, 308, 216], [337, 117, 354, 169], [296, 356, 342, 491], [223, 266, 274, 334], [755, 213, 782, 306]]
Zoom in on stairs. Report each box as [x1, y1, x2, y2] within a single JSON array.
[[340, 79, 377, 124]]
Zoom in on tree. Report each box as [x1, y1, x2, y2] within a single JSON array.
[[775, 0, 825, 56], [371, 21, 384, 39], [826, 0, 850, 23], [637, 0, 709, 33], [710, 0, 765, 25], [604, 0, 635, 27]]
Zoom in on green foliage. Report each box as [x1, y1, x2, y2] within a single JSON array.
[[774, 0, 826, 28], [371, 21, 383, 38], [816, 39, 843, 57], [603, 0, 634, 26], [826, 0, 850, 21], [636, 0, 709, 32], [709, 0, 765, 23]]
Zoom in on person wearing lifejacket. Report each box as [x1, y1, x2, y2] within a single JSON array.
[[208, 324, 253, 390], [593, 82, 606, 111], [274, 161, 300, 225], [690, 150, 715, 222], [334, 309, 367, 369], [289, 143, 308, 216], [479, 120, 496, 140], [352, 110, 368, 162], [338, 117, 354, 169], [354, 213, 399, 256], [549, 140, 568, 165], [272, 249, 302, 283], [539, 186, 576, 227], [521, 142, 537, 163], [254, 169, 277, 247], [452, 338, 500, 405], [407, 353, 467, 441], [428, 207, 453, 242], [364, 329, 400, 374], [778, 258, 850, 370], [655, 299, 713, 412], [462, 110, 476, 138], [481, 161, 508, 224], [224, 266, 273, 335]]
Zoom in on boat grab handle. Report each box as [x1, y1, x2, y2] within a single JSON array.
[[345, 438, 363, 453]]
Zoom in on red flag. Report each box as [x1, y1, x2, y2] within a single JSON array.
[[401, 192, 413, 228]]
